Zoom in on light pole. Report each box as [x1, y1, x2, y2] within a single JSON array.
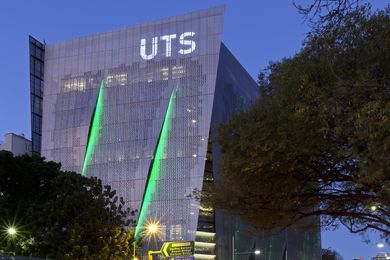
[[145, 221, 161, 260], [132, 240, 138, 260], [132, 221, 161, 260], [4, 226, 18, 256], [235, 250, 261, 257], [232, 235, 261, 260]]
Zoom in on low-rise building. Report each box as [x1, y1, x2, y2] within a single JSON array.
[[0, 133, 32, 156]]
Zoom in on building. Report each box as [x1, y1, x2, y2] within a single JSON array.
[[0, 133, 32, 156], [30, 6, 320, 259], [372, 253, 390, 260]]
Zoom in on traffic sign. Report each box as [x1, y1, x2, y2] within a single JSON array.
[[161, 241, 194, 257]]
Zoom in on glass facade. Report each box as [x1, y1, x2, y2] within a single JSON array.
[[32, 6, 320, 259], [29, 36, 45, 155]]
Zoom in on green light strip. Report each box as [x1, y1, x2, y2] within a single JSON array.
[[135, 86, 178, 240], [82, 80, 104, 176]]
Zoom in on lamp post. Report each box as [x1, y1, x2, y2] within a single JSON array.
[[4, 226, 18, 256], [235, 250, 261, 258], [145, 222, 161, 260], [132, 221, 162, 259], [132, 241, 138, 260], [232, 235, 261, 259]]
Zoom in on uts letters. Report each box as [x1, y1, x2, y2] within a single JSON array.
[[140, 32, 196, 60]]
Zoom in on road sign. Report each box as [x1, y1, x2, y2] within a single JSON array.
[[161, 241, 194, 257]]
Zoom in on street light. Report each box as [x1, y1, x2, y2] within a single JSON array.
[[378, 243, 385, 248], [145, 221, 161, 238], [7, 226, 17, 236], [132, 240, 138, 260], [147, 223, 158, 235], [235, 250, 261, 257], [232, 233, 261, 259]]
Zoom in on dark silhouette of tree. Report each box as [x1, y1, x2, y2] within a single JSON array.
[[0, 151, 138, 259], [322, 248, 344, 260], [294, 0, 362, 29]]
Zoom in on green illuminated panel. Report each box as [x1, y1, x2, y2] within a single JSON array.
[[135, 87, 178, 240], [82, 80, 104, 176]]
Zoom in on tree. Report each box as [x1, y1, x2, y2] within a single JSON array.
[[322, 248, 344, 260], [293, 0, 362, 29], [0, 151, 138, 259], [214, 5, 390, 238]]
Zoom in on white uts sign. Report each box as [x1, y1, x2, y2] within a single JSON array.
[[140, 32, 196, 60]]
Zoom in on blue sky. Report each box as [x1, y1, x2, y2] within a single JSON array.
[[0, 0, 388, 258]]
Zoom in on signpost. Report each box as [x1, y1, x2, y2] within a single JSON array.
[[161, 241, 194, 258], [147, 241, 194, 260]]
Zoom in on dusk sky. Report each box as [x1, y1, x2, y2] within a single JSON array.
[[0, 1, 388, 259]]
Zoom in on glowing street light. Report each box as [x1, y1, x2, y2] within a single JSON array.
[[146, 222, 160, 236], [234, 249, 261, 258], [378, 243, 385, 248], [371, 205, 378, 211], [7, 227, 17, 236]]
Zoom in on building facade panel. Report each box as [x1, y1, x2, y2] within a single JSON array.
[[40, 6, 225, 248]]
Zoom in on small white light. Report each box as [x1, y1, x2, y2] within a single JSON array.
[[187, 108, 192, 112], [201, 138, 205, 141], [191, 119, 197, 123], [377, 243, 385, 248], [193, 154, 197, 158], [255, 250, 260, 255]]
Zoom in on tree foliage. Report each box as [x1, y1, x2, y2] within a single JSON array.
[[0, 151, 137, 259], [214, 5, 390, 238], [322, 248, 344, 260]]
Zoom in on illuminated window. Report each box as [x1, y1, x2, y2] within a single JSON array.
[[106, 73, 127, 86], [63, 78, 86, 92], [172, 65, 185, 79], [170, 224, 183, 240], [106, 75, 114, 85], [116, 73, 127, 86], [146, 71, 154, 83], [116, 152, 125, 162], [199, 206, 213, 212], [160, 67, 169, 80]]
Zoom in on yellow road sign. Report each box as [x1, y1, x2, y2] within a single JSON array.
[[161, 241, 194, 257]]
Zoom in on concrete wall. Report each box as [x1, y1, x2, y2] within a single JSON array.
[[0, 133, 32, 156]]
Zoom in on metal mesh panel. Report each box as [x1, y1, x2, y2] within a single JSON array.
[[41, 6, 225, 251]]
